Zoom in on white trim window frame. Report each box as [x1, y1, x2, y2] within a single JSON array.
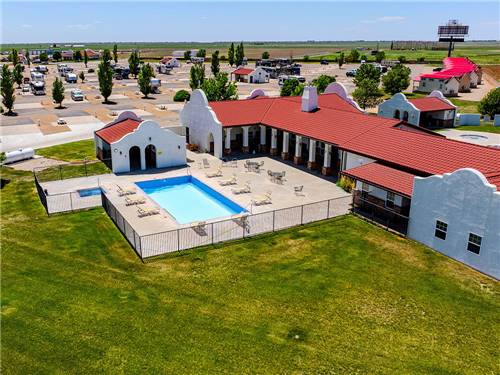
[[467, 233, 482, 254], [434, 220, 448, 240], [385, 191, 395, 209]]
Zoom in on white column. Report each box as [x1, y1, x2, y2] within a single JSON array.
[[260, 125, 266, 145], [309, 139, 316, 162], [225, 128, 231, 150], [282, 132, 289, 154], [242, 126, 249, 148], [271, 129, 277, 149], [323, 144, 332, 168], [140, 148, 146, 170], [295, 136, 302, 157]]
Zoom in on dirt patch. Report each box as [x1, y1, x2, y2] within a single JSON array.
[[84, 106, 113, 123], [29, 113, 70, 135], [482, 65, 500, 82]]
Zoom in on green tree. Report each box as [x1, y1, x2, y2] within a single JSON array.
[[173, 90, 191, 102], [280, 78, 302, 97], [228, 43, 235, 67], [137, 63, 155, 98], [349, 49, 360, 62], [338, 52, 345, 69], [79, 71, 85, 82], [235, 42, 245, 66], [354, 63, 381, 86], [196, 49, 206, 58], [189, 62, 205, 90], [0, 152, 6, 164], [10, 49, 19, 66], [97, 58, 113, 103], [211, 50, 220, 76], [201, 72, 238, 101], [478, 88, 500, 118], [375, 51, 386, 63], [1, 65, 15, 114], [74, 50, 82, 61], [102, 49, 112, 64], [303, 55, 310, 62], [382, 64, 411, 95], [352, 79, 383, 109], [398, 55, 407, 63], [52, 51, 62, 61], [39, 52, 48, 62], [311, 74, 336, 94], [13, 64, 23, 88], [113, 44, 118, 63], [52, 77, 65, 108], [128, 50, 140, 78], [184, 50, 191, 61], [262, 51, 270, 59], [83, 50, 88, 67], [25, 51, 31, 67]]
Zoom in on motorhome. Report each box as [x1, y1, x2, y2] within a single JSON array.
[[150, 78, 161, 93], [35, 65, 48, 74], [65, 73, 77, 83], [31, 80, 45, 95], [157, 63, 172, 74], [30, 71, 45, 82], [112, 65, 130, 79]]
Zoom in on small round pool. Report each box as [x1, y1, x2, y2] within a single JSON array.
[[460, 134, 488, 140]]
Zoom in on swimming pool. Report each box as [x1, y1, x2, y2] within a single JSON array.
[[135, 176, 246, 224], [78, 187, 102, 197]]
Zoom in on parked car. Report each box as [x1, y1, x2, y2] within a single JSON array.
[[22, 84, 30, 93], [70, 88, 84, 101], [346, 69, 357, 77], [320, 60, 329, 65]]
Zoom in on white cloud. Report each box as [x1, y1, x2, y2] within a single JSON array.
[[67, 23, 93, 30], [21, 24, 32, 28], [361, 16, 406, 24]]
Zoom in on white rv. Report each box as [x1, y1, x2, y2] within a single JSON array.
[[65, 73, 77, 83], [150, 78, 161, 93]]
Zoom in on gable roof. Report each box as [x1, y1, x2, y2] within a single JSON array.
[[418, 57, 478, 81], [408, 97, 455, 112], [232, 68, 254, 75], [342, 162, 416, 197], [95, 118, 142, 144]]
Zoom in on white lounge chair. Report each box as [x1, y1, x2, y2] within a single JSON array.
[[202, 158, 210, 168], [219, 175, 237, 186], [294, 185, 305, 196], [251, 192, 272, 206], [192, 221, 207, 235], [137, 206, 160, 217], [125, 196, 146, 206], [205, 168, 222, 178], [117, 185, 136, 196], [231, 183, 251, 194]]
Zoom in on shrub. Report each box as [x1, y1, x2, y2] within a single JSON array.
[[478, 88, 500, 118], [416, 57, 425, 63], [337, 175, 355, 192], [174, 90, 191, 102], [398, 55, 407, 63], [88, 68, 95, 73], [303, 55, 310, 62]]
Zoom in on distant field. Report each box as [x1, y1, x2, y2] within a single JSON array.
[[2, 41, 498, 64]]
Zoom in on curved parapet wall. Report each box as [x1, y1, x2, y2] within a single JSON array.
[[408, 168, 500, 279], [180, 89, 223, 158], [324, 82, 364, 112]]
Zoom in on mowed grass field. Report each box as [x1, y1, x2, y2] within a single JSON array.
[[1, 166, 499, 374]]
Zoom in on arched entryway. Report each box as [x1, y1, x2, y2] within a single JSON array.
[[207, 133, 214, 155], [394, 109, 400, 119], [129, 146, 141, 171], [145, 144, 157, 169]]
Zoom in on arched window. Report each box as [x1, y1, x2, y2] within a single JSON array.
[[394, 109, 400, 119], [402, 111, 409, 122]]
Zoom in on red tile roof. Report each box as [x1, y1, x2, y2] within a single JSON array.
[[342, 162, 416, 197], [340, 126, 500, 189], [419, 57, 478, 81], [232, 68, 254, 75], [408, 97, 455, 112], [95, 118, 142, 143]]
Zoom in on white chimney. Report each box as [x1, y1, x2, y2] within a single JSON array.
[[301, 85, 318, 112]]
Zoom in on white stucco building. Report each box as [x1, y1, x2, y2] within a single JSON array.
[[408, 169, 500, 279], [94, 112, 186, 173], [231, 67, 270, 84], [378, 91, 457, 128]]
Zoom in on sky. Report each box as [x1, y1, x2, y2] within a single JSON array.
[[1, 1, 499, 44]]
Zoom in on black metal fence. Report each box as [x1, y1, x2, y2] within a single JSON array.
[[33, 158, 111, 183], [101, 192, 352, 260]]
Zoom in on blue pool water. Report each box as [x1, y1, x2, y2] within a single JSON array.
[[135, 176, 246, 224], [78, 187, 102, 197]]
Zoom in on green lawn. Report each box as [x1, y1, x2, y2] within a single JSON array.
[[1, 167, 499, 374], [36, 139, 98, 162], [453, 123, 500, 134]]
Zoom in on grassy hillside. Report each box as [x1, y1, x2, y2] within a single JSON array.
[[1, 166, 498, 374]]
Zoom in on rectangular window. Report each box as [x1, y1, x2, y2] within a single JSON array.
[[385, 191, 395, 209], [361, 182, 369, 199], [467, 233, 482, 254], [434, 220, 447, 240]]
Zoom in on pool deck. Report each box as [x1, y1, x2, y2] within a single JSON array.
[[41, 151, 351, 235]]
